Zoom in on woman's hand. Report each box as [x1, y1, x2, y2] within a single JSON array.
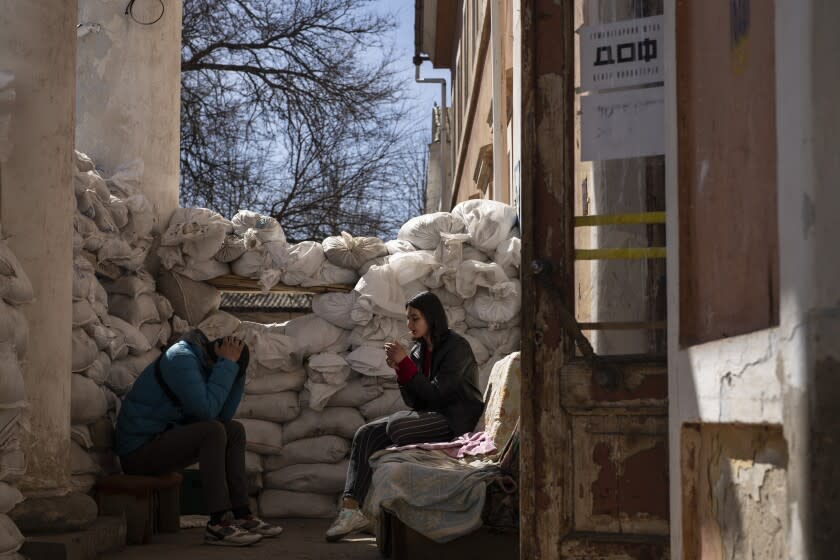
[[216, 336, 244, 363], [384, 340, 408, 369]]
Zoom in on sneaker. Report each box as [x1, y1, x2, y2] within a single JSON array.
[[325, 508, 370, 542], [234, 515, 284, 537], [205, 521, 263, 546]]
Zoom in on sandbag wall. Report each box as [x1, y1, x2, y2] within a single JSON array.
[[0, 223, 33, 558], [158, 200, 522, 518], [70, 152, 189, 494]]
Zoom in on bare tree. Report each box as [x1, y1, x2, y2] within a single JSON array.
[[180, 0, 427, 240]]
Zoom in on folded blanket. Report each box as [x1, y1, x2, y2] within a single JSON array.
[[385, 431, 497, 459]]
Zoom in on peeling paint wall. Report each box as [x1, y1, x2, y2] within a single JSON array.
[[75, 0, 182, 234], [666, 1, 840, 558]]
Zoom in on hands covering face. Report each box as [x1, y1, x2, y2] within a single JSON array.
[[215, 336, 244, 363]]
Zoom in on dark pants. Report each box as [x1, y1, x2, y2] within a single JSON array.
[[120, 420, 248, 514], [344, 410, 452, 504]]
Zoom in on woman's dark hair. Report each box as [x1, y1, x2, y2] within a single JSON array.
[[406, 291, 449, 347]]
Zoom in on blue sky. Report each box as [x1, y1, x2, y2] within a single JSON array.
[[375, 0, 451, 133]]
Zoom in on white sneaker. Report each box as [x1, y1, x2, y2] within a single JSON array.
[[234, 515, 284, 537], [325, 508, 370, 542], [205, 521, 263, 546]]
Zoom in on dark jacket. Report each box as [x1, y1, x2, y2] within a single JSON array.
[[399, 330, 484, 436], [114, 338, 244, 457]]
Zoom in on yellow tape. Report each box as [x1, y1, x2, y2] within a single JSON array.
[[574, 212, 666, 227], [575, 247, 666, 260]]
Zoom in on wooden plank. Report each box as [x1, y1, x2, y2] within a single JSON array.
[[574, 211, 666, 227], [206, 274, 353, 294], [519, 1, 575, 560], [561, 535, 670, 559], [560, 360, 667, 410], [579, 321, 666, 331]]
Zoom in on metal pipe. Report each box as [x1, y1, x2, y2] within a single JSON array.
[[414, 60, 449, 212]]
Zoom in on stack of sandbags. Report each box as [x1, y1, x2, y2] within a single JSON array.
[[71, 152, 190, 493], [0, 219, 31, 559]]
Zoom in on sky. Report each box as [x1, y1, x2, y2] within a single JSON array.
[[374, 0, 451, 138]]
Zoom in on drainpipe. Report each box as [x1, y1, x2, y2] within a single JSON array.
[[413, 58, 449, 211], [490, 0, 505, 201]]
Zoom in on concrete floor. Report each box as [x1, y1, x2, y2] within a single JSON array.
[[100, 518, 381, 560]]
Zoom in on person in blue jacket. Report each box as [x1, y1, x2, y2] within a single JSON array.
[[115, 329, 282, 546]]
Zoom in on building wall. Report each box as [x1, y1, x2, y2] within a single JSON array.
[[666, 1, 840, 557], [76, 0, 182, 234]]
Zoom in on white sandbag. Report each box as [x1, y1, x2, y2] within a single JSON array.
[[71, 374, 108, 424], [245, 451, 263, 474], [348, 317, 413, 350], [72, 257, 97, 302], [451, 199, 518, 253], [259, 490, 338, 519], [170, 314, 190, 340], [281, 241, 325, 286], [106, 349, 160, 396], [151, 293, 174, 322], [0, 449, 25, 484], [107, 195, 129, 229], [71, 441, 99, 475], [282, 314, 348, 357], [158, 271, 221, 326], [311, 292, 359, 330], [282, 407, 365, 443], [105, 158, 143, 199], [174, 256, 230, 282], [0, 238, 33, 305], [454, 260, 509, 299], [101, 270, 155, 298], [351, 265, 405, 322], [236, 392, 300, 424], [464, 313, 520, 330], [161, 208, 233, 260], [322, 232, 388, 271], [72, 328, 99, 373], [464, 281, 522, 325], [230, 250, 263, 279], [82, 352, 111, 385], [359, 388, 409, 421], [0, 513, 23, 556], [231, 210, 289, 272], [345, 346, 392, 377], [157, 245, 184, 270], [71, 425, 94, 450], [244, 369, 306, 394], [264, 460, 348, 493], [317, 379, 383, 408], [389, 251, 440, 286], [139, 322, 169, 349], [122, 194, 157, 241], [461, 332, 491, 364], [465, 328, 521, 356], [302, 261, 358, 287], [385, 239, 416, 254], [0, 483, 22, 515], [198, 311, 241, 340], [0, 301, 27, 358], [358, 255, 389, 276], [264, 436, 350, 471], [494, 237, 521, 277], [106, 315, 152, 355], [397, 212, 466, 250], [87, 191, 119, 233], [72, 299, 98, 328], [75, 151, 96, 172], [305, 353, 351, 411], [108, 293, 160, 327], [71, 474, 97, 495], [215, 234, 247, 263], [234, 322, 300, 372], [239, 418, 284, 455]]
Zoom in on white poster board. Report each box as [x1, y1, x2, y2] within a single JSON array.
[[579, 15, 664, 92], [581, 86, 664, 161]]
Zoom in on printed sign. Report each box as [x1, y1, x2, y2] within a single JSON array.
[[581, 86, 664, 161], [579, 15, 664, 91]]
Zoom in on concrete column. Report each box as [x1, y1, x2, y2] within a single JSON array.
[[0, 2, 77, 496], [76, 0, 182, 233]]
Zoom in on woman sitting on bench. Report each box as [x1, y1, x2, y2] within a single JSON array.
[[115, 329, 283, 547], [326, 291, 485, 542]]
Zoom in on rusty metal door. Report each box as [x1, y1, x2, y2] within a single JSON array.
[[519, 1, 669, 558]]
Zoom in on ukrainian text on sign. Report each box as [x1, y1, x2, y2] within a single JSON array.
[[579, 15, 663, 91]]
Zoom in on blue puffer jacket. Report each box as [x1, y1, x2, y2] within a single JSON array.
[[114, 338, 244, 457]]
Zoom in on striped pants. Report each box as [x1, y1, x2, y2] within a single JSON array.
[[343, 410, 452, 504]]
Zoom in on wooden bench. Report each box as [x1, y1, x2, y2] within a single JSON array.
[[95, 472, 182, 545]]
